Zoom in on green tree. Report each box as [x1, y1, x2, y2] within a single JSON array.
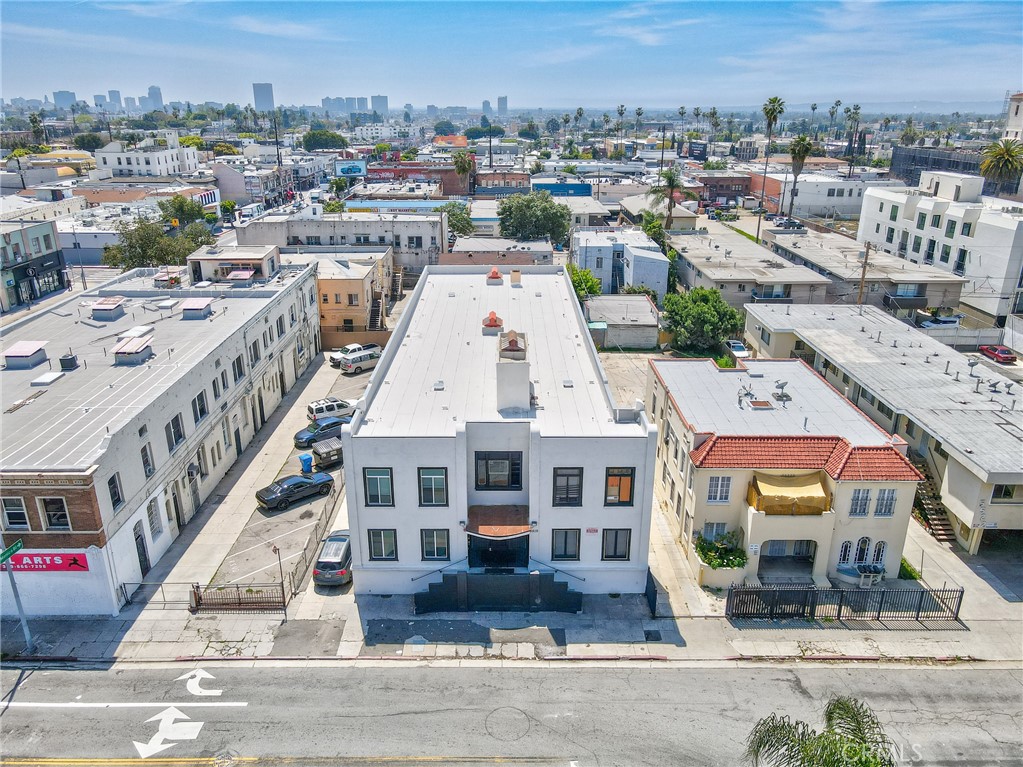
[[518, 119, 540, 141], [529, 160, 544, 175], [178, 135, 204, 149], [29, 112, 45, 144], [545, 117, 561, 136], [980, 139, 1023, 190], [102, 220, 187, 270], [497, 191, 571, 243], [647, 166, 684, 230], [744, 696, 895, 767], [181, 222, 215, 248], [212, 142, 240, 155], [437, 202, 474, 236], [433, 119, 457, 135], [302, 130, 348, 151], [567, 263, 601, 302], [703, 159, 728, 170], [662, 287, 742, 352], [374, 142, 392, 156], [73, 133, 105, 151], [328, 177, 349, 197], [756, 96, 786, 234], [322, 200, 346, 213], [157, 194, 204, 227], [219, 199, 237, 222], [641, 211, 666, 251], [562, 163, 578, 175], [787, 134, 815, 218]]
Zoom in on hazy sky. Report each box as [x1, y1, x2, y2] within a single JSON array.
[[3, 1, 1020, 111]]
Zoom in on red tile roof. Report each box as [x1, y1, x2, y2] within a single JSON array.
[[690, 435, 922, 482]]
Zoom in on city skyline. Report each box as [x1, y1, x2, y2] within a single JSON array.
[[2, 1, 1020, 112]]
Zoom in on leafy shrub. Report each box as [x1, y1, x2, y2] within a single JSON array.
[[695, 531, 748, 569], [898, 558, 921, 580]]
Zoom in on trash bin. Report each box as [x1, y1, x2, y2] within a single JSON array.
[[299, 453, 313, 474]]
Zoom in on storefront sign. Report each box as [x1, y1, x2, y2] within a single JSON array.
[[0, 552, 90, 572]]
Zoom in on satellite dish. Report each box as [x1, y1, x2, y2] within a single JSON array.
[[967, 358, 980, 368], [775, 380, 788, 390]]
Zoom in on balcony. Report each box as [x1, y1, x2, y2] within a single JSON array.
[[747, 474, 831, 516], [750, 289, 793, 304], [883, 293, 928, 310]]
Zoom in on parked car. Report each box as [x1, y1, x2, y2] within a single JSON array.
[[337, 348, 381, 374], [312, 530, 352, 586], [255, 472, 334, 510], [751, 207, 767, 214], [294, 416, 351, 448], [765, 213, 778, 220], [307, 396, 355, 421], [726, 340, 751, 359], [329, 343, 381, 367], [920, 313, 965, 329], [979, 345, 1017, 364]]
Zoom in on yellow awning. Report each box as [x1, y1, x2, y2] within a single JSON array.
[[752, 472, 829, 515]]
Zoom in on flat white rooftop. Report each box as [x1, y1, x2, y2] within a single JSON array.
[[355, 267, 644, 438], [573, 227, 663, 252], [747, 304, 1023, 478], [670, 228, 831, 285], [652, 358, 892, 446]]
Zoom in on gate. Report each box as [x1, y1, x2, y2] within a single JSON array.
[[726, 585, 964, 622], [190, 582, 286, 614]]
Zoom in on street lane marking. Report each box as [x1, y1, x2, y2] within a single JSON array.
[[3, 702, 248, 708], [222, 520, 318, 559], [3, 760, 257, 766], [176, 669, 222, 697]]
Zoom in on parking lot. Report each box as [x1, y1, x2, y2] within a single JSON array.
[[211, 356, 371, 588]]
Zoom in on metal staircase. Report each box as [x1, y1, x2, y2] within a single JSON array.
[[910, 456, 957, 544]]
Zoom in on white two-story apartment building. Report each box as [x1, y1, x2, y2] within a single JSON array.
[[95, 131, 200, 178], [647, 357, 922, 587], [571, 227, 669, 301], [0, 262, 319, 616], [858, 171, 1023, 326], [341, 265, 657, 611]]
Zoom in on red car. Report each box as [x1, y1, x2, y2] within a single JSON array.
[[979, 345, 1017, 364]]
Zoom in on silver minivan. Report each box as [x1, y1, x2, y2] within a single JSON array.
[[307, 396, 354, 421], [338, 349, 380, 374], [313, 530, 352, 586]]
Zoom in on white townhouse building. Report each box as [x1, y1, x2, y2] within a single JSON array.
[[340, 265, 657, 611], [858, 171, 1023, 326], [94, 131, 200, 178], [235, 205, 448, 272], [571, 227, 669, 301], [0, 259, 319, 616], [647, 358, 922, 587], [744, 304, 1023, 556]]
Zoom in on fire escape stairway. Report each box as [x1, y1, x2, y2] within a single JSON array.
[[369, 299, 382, 331], [910, 456, 957, 543]]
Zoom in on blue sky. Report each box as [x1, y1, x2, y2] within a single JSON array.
[[2, 1, 1020, 112]]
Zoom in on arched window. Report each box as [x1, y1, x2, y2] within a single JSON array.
[[873, 540, 887, 565], [838, 540, 852, 565], [855, 536, 871, 564]]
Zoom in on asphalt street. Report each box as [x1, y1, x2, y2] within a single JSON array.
[[1, 665, 1020, 766]]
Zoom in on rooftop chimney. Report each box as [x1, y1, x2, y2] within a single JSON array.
[[496, 331, 530, 412], [482, 310, 503, 335], [487, 267, 502, 284]]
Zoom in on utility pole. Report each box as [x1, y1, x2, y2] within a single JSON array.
[[659, 124, 666, 172], [857, 242, 872, 306]]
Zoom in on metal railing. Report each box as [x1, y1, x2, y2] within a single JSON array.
[[528, 557, 587, 582], [121, 581, 195, 607], [411, 556, 468, 582], [726, 584, 964, 622], [284, 475, 345, 597], [192, 582, 286, 614]]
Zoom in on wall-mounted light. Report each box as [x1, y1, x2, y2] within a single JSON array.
[[459, 520, 466, 529]]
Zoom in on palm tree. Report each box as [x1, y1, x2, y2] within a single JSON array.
[[602, 112, 611, 138], [677, 106, 686, 129], [809, 103, 818, 139], [707, 107, 720, 143], [634, 106, 644, 134], [646, 166, 684, 230], [574, 107, 584, 133], [452, 151, 474, 192], [755, 96, 785, 242], [616, 104, 626, 145], [787, 135, 814, 218], [881, 116, 892, 142], [562, 113, 571, 144], [845, 104, 862, 176], [980, 139, 1023, 191], [692, 107, 703, 137], [744, 696, 895, 767]]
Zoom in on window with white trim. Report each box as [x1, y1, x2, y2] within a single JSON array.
[[707, 476, 731, 503], [2, 497, 29, 529], [364, 468, 394, 506], [874, 489, 896, 517], [872, 540, 887, 564], [147, 499, 163, 538], [850, 489, 870, 517], [854, 536, 871, 564], [702, 522, 726, 542], [40, 498, 70, 530], [552, 529, 581, 561], [418, 468, 447, 506], [601, 528, 631, 560], [838, 540, 852, 564], [421, 529, 449, 561], [368, 529, 397, 560]]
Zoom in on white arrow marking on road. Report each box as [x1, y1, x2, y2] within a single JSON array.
[[132, 706, 205, 758], [175, 668, 223, 697]]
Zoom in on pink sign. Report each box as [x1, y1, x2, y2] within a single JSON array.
[[0, 552, 90, 572]]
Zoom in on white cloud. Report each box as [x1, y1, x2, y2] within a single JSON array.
[[230, 15, 333, 41]]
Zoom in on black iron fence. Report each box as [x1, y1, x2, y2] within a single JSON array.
[[726, 584, 964, 622], [191, 582, 286, 614]]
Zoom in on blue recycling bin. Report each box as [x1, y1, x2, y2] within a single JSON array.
[[299, 453, 313, 474]]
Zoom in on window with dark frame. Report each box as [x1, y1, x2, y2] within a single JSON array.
[[1, 497, 29, 529], [421, 529, 449, 560], [368, 529, 397, 560], [602, 528, 631, 560], [475, 451, 522, 490], [141, 443, 155, 478], [552, 529, 580, 560], [553, 468, 583, 506], [107, 474, 124, 510], [364, 468, 394, 506], [418, 468, 448, 506], [604, 467, 635, 506], [41, 498, 70, 529]]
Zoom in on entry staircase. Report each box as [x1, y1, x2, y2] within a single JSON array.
[[414, 571, 583, 614], [369, 299, 383, 331], [910, 455, 957, 544]]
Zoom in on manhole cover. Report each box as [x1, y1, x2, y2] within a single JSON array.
[[644, 629, 662, 642]]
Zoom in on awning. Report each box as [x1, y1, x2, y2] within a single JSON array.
[[752, 472, 830, 515], [466, 505, 530, 539]]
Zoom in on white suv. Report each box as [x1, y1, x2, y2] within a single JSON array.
[[307, 396, 355, 420], [329, 343, 381, 367]]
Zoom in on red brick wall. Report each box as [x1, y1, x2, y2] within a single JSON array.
[[0, 477, 106, 550]]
